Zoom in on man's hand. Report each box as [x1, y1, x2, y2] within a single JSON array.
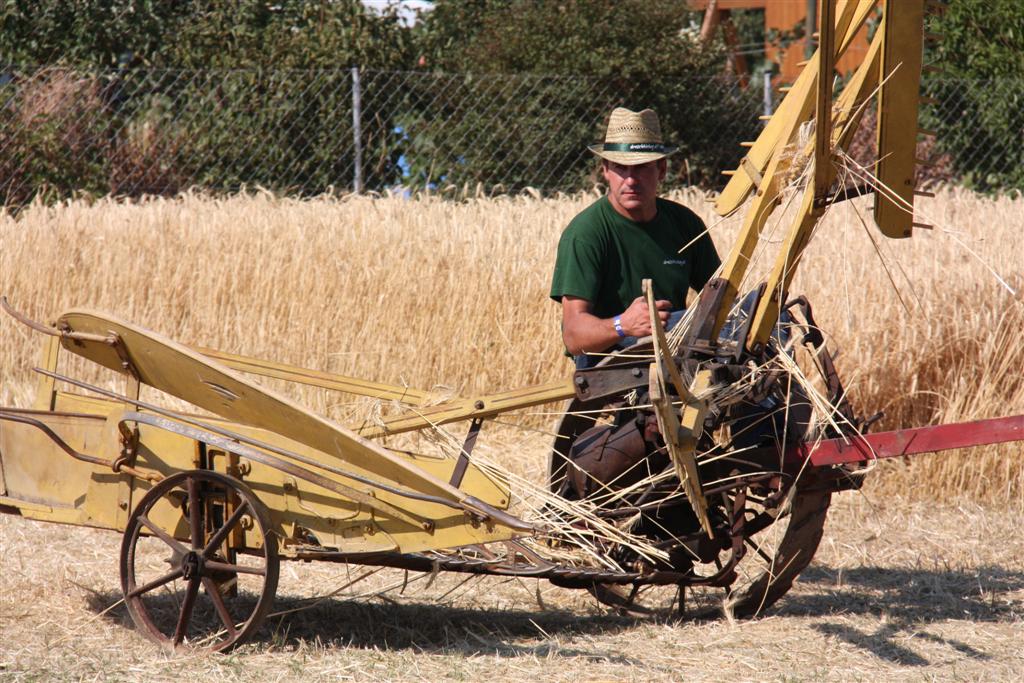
[[561, 295, 672, 356], [618, 296, 671, 337]]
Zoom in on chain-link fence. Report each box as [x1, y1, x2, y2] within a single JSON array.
[[921, 77, 1024, 191], [0, 65, 761, 203], [1, 66, 1020, 205]]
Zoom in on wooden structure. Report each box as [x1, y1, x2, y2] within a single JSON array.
[[690, 0, 871, 82]]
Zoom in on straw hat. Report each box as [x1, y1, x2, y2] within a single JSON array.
[[588, 107, 678, 165]]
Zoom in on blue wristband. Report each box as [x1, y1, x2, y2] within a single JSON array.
[[613, 316, 625, 338]]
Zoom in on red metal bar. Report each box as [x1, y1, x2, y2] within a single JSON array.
[[786, 415, 1024, 467]]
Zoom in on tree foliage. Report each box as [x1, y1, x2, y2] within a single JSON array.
[[3, 0, 1019, 201], [0, 0, 413, 69], [414, 0, 761, 188], [1, 1, 412, 202], [922, 0, 1024, 191]]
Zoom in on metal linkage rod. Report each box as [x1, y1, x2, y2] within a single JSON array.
[[790, 414, 1024, 467], [0, 410, 160, 481]]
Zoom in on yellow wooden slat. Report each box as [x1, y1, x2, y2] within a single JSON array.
[[648, 367, 714, 538], [746, 20, 885, 350], [813, 0, 838, 199], [194, 346, 435, 405], [32, 336, 61, 411], [356, 379, 576, 438], [643, 280, 712, 537], [715, 0, 879, 217], [874, 0, 925, 239]]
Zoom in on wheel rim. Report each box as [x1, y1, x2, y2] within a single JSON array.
[[120, 469, 279, 652], [570, 480, 831, 620], [548, 349, 831, 619], [681, 481, 832, 618]]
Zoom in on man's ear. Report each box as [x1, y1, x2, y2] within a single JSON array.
[[657, 159, 668, 181]]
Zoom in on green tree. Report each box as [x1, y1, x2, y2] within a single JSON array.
[[1, 0, 183, 67], [411, 0, 761, 189], [1, 1, 417, 201], [156, 1, 413, 69], [1, 1, 413, 69], [923, 0, 1024, 191]]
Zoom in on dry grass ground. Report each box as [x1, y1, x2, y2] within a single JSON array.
[[1, 188, 1022, 679], [1, 496, 1022, 681]]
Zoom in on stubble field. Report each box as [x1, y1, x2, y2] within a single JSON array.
[[1, 187, 1022, 680]]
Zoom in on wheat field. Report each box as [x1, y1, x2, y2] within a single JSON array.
[[1, 186, 1021, 503], [1, 187, 1023, 680]]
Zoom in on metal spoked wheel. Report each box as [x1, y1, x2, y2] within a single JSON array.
[[549, 367, 832, 620], [120, 469, 279, 652], [678, 479, 832, 619]]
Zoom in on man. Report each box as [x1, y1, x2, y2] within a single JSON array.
[[550, 107, 721, 368]]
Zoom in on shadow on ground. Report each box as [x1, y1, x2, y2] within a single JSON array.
[[84, 563, 1023, 660], [85, 589, 649, 660], [777, 564, 1024, 666]]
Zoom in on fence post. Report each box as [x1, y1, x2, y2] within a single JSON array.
[[805, 0, 817, 59], [351, 66, 363, 194], [762, 70, 773, 126]]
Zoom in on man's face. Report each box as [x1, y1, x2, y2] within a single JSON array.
[[602, 159, 667, 220]]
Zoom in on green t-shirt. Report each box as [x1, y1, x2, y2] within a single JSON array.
[[550, 196, 720, 318]]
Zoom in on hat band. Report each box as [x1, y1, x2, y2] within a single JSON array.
[[601, 142, 670, 153]]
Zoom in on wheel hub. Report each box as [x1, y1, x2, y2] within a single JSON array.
[[180, 550, 203, 580]]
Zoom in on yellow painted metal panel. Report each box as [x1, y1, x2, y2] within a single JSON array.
[[0, 496, 102, 527], [120, 415, 518, 556], [53, 390, 130, 414], [0, 397, 520, 554], [0, 410, 123, 529], [54, 310, 504, 521], [50, 388, 512, 514]]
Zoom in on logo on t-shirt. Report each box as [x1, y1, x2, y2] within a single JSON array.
[[663, 259, 687, 267]]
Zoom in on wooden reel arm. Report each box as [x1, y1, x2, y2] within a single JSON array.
[[686, 0, 928, 357]]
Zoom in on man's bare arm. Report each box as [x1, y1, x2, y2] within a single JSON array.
[[561, 295, 671, 356]]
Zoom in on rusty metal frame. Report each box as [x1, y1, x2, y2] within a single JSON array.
[[787, 415, 1024, 467]]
